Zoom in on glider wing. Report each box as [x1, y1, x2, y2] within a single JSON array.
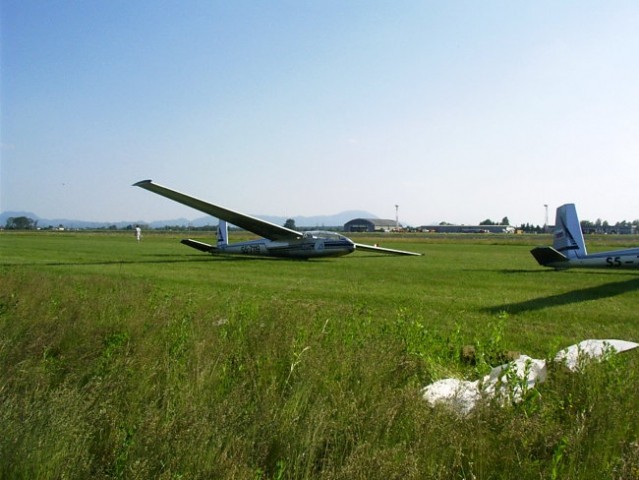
[[134, 180, 302, 241], [354, 243, 422, 256]]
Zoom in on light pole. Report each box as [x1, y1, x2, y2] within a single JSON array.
[[544, 204, 548, 232], [395, 204, 399, 231]]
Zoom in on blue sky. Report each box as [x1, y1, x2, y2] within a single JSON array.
[[2, 1, 638, 226]]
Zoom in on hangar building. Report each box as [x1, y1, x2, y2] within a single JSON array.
[[419, 224, 514, 233], [344, 218, 400, 232]]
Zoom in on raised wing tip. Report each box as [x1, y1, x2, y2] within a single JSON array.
[[133, 179, 153, 187]]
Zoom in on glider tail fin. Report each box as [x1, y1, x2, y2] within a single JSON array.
[[217, 220, 229, 247], [553, 204, 587, 259]]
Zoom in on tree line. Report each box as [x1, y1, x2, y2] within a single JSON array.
[[5, 215, 639, 233], [4, 216, 38, 230]]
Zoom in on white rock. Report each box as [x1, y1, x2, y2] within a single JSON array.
[[482, 355, 547, 403], [422, 378, 481, 415], [422, 339, 637, 414], [554, 339, 639, 371]]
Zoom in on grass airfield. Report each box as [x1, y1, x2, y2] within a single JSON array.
[[1, 231, 638, 479]]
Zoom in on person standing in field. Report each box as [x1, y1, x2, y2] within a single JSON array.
[[135, 226, 142, 242]]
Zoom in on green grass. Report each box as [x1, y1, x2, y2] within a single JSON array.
[[1, 231, 638, 479]]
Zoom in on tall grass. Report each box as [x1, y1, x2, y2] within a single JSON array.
[[1, 232, 638, 478]]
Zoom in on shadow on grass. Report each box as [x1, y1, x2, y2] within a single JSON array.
[[0, 257, 216, 268], [499, 268, 639, 276], [0, 254, 327, 268], [485, 276, 639, 314]]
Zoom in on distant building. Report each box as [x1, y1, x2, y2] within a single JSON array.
[[344, 218, 400, 232], [419, 224, 514, 234], [581, 224, 636, 235]]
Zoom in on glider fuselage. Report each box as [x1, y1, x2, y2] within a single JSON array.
[[215, 232, 355, 258], [533, 247, 639, 270]]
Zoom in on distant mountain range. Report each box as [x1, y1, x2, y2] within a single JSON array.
[[0, 210, 378, 230]]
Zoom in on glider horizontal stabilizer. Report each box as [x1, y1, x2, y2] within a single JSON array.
[[181, 239, 216, 253], [530, 246, 568, 266]]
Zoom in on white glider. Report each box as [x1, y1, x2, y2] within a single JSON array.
[[531, 204, 639, 269], [134, 180, 421, 259]]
